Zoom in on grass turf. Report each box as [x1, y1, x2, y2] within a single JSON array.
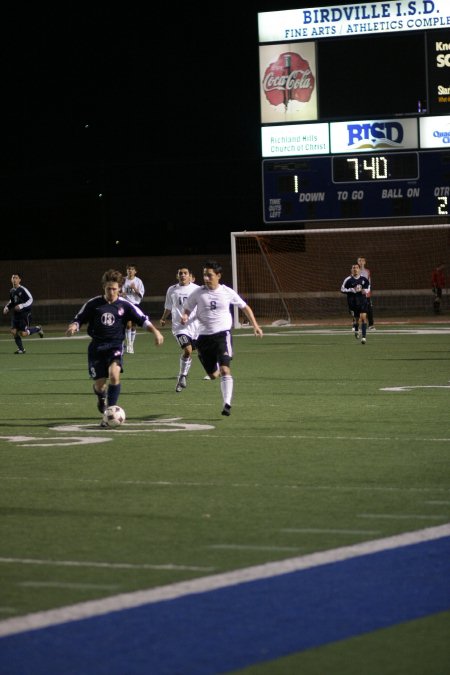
[[0, 324, 449, 673]]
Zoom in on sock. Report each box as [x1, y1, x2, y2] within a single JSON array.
[[14, 335, 24, 350], [107, 384, 121, 406], [361, 321, 367, 338], [220, 374, 233, 407], [355, 323, 359, 332], [179, 356, 192, 377], [125, 329, 132, 346], [130, 330, 136, 345], [28, 326, 40, 335]]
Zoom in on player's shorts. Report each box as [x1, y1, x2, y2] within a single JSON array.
[[196, 331, 233, 374], [175, 333, 197, 350], [348, 296, 369, 318], [88, 341, 123, 380], [11, 311, 32, 333]]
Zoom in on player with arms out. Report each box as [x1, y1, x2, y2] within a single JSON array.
[[3, 273, 44, 354], [160, 266, 200, 392], [341, 262, 371, 344], [66, 269, 163, 425], [181, 260, 263, 416], [121, 264, 145, 354]]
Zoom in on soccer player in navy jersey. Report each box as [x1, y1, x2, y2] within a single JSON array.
[[181, 260, 263, 416], [341, 262, 371, 344], [66, 269, 163, 423], [3, 273, 44, 353]]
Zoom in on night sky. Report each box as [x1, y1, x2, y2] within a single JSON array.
[[2, 2, 427, 260]]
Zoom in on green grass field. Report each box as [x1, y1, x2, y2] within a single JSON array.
[[0, 323, 449, 674]]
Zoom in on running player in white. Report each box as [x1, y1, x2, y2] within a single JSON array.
[[181, 260, 263, 416], [160, 267, 200, 392], [122, 264, 145, 353]]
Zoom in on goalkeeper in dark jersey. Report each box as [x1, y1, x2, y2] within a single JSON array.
[[66, 269, 163, 422], [3, 273, 44, 353], [341, 262, 371, 345]]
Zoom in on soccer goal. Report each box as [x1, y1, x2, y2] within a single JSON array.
[[230, 224, 450, 326]]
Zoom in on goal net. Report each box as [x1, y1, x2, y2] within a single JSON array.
[[230, 224, 450, 326]]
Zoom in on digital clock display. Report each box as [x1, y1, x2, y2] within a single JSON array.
[[263, 150, 450, 222], [332, 152, 419, 183]]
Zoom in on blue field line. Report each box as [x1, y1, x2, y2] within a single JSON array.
[[0, 536, 449, 675]]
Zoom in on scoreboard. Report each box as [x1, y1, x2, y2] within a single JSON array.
[[263, 150, 450, 222], [258, 2, 450, 224]]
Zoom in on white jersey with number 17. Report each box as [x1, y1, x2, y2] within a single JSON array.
[[165, 282, 200, 337]]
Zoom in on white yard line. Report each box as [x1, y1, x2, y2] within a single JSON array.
[[0, 558, 214, 573], [0, 475, 449, 493], [0, 523, 449, 638], [19, 582, 120, 591], [281, 528, 381, 535], [358, 513, 449, 520], [208, 545, 301, 551]]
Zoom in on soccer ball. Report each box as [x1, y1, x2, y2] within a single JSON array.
[[102, 405, 126, 428]]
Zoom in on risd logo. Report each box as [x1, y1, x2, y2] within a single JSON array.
[[346, 121, 404, 149]]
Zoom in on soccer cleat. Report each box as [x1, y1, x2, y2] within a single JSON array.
[[354, 331, 360, 339], [37, 326, 44, 338], [368, 326, 376, 331], [175, 375, 187, 392], [126, 344, 134, 354], [14, 349, 26, 354], [221, 403, 232, 416], [361, 337, 366, 344], [99, 420, 109, 428], [97, 397, 107, 413]]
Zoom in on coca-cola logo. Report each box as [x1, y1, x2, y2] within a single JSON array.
[[263, 52, 315, 108]]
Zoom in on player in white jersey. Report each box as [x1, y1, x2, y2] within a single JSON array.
[[121, 264, 145, 353], [181, 260, 263, 416], [160, 267, 200, 392]]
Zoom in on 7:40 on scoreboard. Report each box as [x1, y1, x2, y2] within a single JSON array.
[[263, 150, 450, 222]]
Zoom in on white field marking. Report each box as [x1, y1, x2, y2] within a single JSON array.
[[381, 385, 450, 392], [0, 436, 110, 447], [50, 418, 215, 434], [358, 514, 449, 520], [19, 582, 120, 591], [0, 558, 214, 573], [0, 523, 449, 638], [281, 528, 381, 535], [425, 500, 450, 505], [1, 430, 449, 445], [0, 475, 449, 495], [207, 545, 302, 552], [174, 434, 450, 443], [254, 328, 450, 336]]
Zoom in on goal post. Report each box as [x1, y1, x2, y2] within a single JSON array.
[[230, 224, 450, 327]]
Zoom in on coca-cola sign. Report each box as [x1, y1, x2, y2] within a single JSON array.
[[263, 52, 315, 108], [260, 43, 318, 123]]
